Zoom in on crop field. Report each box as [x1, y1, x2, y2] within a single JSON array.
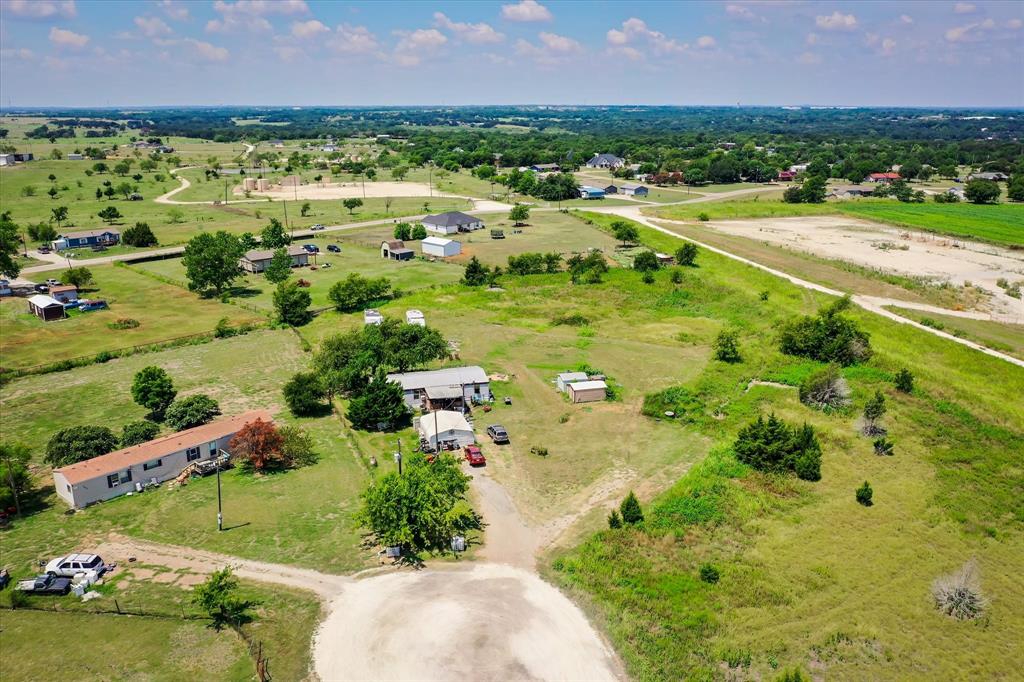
[[0, 263, 262, 371]]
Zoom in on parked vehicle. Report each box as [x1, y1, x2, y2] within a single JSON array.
[[486, 424, 510, 444], [45, 553, 106, 578], [311, 224, 325, 231], [46, 278, 61, 287], [0, 568, 10, 590], [302, 244, 320, 253], [327, 244, 341, 253], [78, 299, 108, 311], [33, 284, 49, 293], [17, 574, 72, 595], [37, 245, 51, 254], [464, 445, 486, 466]]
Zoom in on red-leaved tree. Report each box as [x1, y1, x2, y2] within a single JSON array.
[[229, 419, 285, 472]]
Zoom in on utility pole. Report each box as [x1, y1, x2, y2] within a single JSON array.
[[394, 439, 403, 475], [283, 199, 291, 238], [216, 452, 224, 531]]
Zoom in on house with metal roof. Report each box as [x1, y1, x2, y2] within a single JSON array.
[[386, 366, 491, 410], [421, 211, 484, 235], [418, 410, 476, 450], [239, 245, 309, 273], [585, 153, 626, 169], [579, 185, 606, 199], [52, 228, 121, 251], [421, 236, 462, 258], [52, 410, 273, 508], [381, 239, 415, 261], [27, 294, 66, 321], [621, 184, 649, 197]]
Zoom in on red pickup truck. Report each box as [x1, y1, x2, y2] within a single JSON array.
[[464, 445, 486, 467]]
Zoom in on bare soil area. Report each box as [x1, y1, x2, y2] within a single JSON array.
[[246, 180, 456, 201], [705, 216, 1024, 323]]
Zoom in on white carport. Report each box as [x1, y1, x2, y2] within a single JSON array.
[[419, 410, 475, 449]]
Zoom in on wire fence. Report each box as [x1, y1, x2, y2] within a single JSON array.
[[4, 596, 210, 621]]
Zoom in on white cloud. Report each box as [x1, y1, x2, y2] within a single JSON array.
[[0, 47, 35, 60], [1007, 18, 1022, 30], [880, 37, 897, 56], [134, 16, 172, 38], [49, 26, 89, 48], [806, 32, 819, 45], [393, 28, 447, 66], [207, 0, 307, 33], [945, 18, 995, 42], [434, 12, 505, 44], [606, 18, 686, 55], [815, 11, 858, 31], [501, 0, 552, 22], [516, 31, 582, 65], [953, 3, 977, 14], [696, 35, 717, 49], [3, 0, 76, 20], [274, 45, 305, 62], [798, 51, 822, 65], [291, 19, 328, 38], [157, 0, 189, 21], [184, 38, 229, 61], [725, 4, 762, 22], [327, 23, 379, 55], [899, 14, 914, 25]]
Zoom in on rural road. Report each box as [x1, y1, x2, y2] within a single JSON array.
[[93, 464, 625, 682]]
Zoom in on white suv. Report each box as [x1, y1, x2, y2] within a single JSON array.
[[45, 553, 106, 577]]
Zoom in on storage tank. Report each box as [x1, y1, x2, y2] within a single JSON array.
[[256, 178, 270, 191]]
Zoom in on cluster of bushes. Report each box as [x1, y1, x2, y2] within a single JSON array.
[[733, 414, 822, 481], [393, 222, 427, 241], [779, 296, 872, 365], [327, 273, 392, 313], [607, 491, 644, 528], [551, 312, 590, 327], [782, 176, 827, 204], [462, 256, 501, 287], [506, 252, 562, 275]]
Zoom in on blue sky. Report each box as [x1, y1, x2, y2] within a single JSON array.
[[1, 0, 1022, 107]]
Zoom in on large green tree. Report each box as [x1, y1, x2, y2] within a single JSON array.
[[964, 179, 1001, 204], [0, 212, 22, 278], [182, 231, 244, 295], [346, 370, 410, 430], [165, 394, 222, 431], [327, 273, 391, 312], [260, 218, 290, 248], [273, 280, 312, 326], [264, 247, 293, 284], [192, 568, 255, 630], [0, 443, 32, 514], [131, 366, 177, 419], [357, 452, 480, 557], [45, 426, 119, 467]]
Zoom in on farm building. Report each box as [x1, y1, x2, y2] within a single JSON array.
[[386, 366, 491, 410], [48, 285, 79, 304], [52, 410, 273, 509], [777, 170, 797, 181], [867, 172, 901, 183], [567, 380, 608, 403], [621, 184, 649, 196], [830, 186, 874, 199], [239, 245, 309, 273], [52, 229, 121, 251], [579, 186, 606, 199], [418, 410, 476, 450], [67, 153, 84, 160], [406, 309, 425, 326], [968, 172, 1008, 182], [364, 309, 384, 325], [27, 294, 66, 321], [0, 154, 15, 166], [422, 211, 483, 235], [586, 153, 626, 169], [381, 240, 415, 261], [421, 236, 461, 258], [14, 152, 34, 162], [603, 184, 619, 194], [530, 163, 561, 172], [556, 372, 589, 392]]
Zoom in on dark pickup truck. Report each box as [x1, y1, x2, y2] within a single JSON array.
[[17, 574, 72, 595]]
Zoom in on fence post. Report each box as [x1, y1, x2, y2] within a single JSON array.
[[115, 598, 121, 614]]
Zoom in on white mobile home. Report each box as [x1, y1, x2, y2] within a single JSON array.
[[386, 366, 491, 410], [52, 410, 273, 508]]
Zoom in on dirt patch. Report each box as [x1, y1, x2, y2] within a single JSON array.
[[313, 563, 622, 682], [246, 181, 455, 201]]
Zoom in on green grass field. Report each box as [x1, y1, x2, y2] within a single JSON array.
[[884, 306, 1024, 360], [0, 264, 262, 371]]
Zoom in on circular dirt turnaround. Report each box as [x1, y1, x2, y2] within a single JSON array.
[[314, 563, 621, 682]]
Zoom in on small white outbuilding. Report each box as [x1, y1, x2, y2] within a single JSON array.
[[364, 309, 383, 325], [419, 410, 475, 449], [421, 236, 462, 258], [406, 309, 425, 326], [556, 372, 589, 392], [567, 380, 608, 403]]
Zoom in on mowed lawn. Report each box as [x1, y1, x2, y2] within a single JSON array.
[[0, 264, 262, 371], [0, 330, 370, 574]]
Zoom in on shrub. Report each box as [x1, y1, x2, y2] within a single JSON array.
[[607, 509, 622, 529], [328, 273, 392, 312], [862, 390, 887, 435], [713, 329, 742, 363], [798, 364, 851, 411], [856, 481, 873, 506], [932, 560, 988, 620], [45, 425, 118, 467], [282, 371, 328, 416], [64, 267, 93, 288], [632, 250, 661, 272], [529, 446, 549, 457], [670, 268, 683, 284], [108, 318, 140, 330], [279, 425, 318, 467], [552, 313, 590, 327], [122, 222, 158, 247], [120, 420, 160, 447], [192, 568, 255, 630], [697, 212, 709, 221], [779, 296, 872, 365], [759, 290, 770, 302], [774, 669, 809, 682], [699, 563, 720, 584], [734, 414, 822, 481], [620, 491, 644, 524], [94, 350, 116, 364], [641, 271, 655, 284], [873, 437, 894, 456], [894, 368, 914, 393], [214, 317, 236, 338], [675, 242, 698, 266], [164, 394, 221, 430], [230, 418, 286, 472]]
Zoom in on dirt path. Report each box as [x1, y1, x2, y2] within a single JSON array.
[[588, 204, 1024, 368]]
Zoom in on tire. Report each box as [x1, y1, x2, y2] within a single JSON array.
[[46, 571, 57, 578]]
